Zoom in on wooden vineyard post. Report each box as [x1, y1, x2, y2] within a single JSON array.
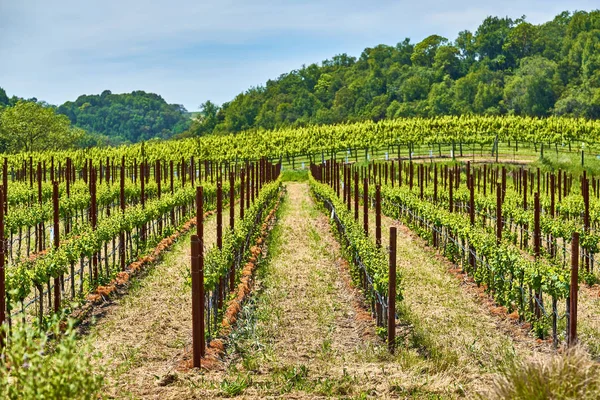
[[191, 234, 202, 368], [388, 226, 397, 354], [363, 178, 369, 235], [376, 185, 382, 248], [53, 181, 60, 313], [569, 232, 579, 346]]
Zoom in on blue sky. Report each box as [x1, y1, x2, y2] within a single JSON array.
[[0, 1, 597, 111]]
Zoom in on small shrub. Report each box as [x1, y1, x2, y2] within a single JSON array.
[[0, 315, 104, 399]]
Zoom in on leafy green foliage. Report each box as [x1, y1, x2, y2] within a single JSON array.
[[203, 179, 281, 291], [308, 174, 400, 303], [0, 101, 84, 153], [0, 316, 103, 399], [376, 182, 569, 331], [57, 90, 190, 144]]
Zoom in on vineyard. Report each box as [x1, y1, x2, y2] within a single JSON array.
[[3, 115, 600, 398]]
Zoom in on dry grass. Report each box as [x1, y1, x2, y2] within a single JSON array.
[[359, 204, 553, 394], [572, 285, 600, 357], [78, 183, 566, 399], [192, 183, 462, 399], [81, 212, 230, 399], [481, 348, 600, 400]]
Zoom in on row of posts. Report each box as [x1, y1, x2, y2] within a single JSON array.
[[312, 162, 398, 353], [189, 159, 280, 368]]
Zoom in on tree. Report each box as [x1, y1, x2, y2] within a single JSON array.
[[0, 87, 8, 107], [193, 100, 220, 135], [0, 101, 84, 152], [411, 35, 448, 67], [474, 16, 515, 67], [433, 45, 461, 79], [56, 90, 190, 142], [504, 56, 562, 116]]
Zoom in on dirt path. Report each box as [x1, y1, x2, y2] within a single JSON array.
[[83, 212, 230, 399]]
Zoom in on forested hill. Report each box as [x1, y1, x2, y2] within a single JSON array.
[[57, 90, 191, 144], [188, 10, 600, 137]]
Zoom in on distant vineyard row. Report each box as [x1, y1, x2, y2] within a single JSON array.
[[4, 115, 600, 167]]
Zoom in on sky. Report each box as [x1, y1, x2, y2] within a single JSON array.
[[0, 0, 598, 111]]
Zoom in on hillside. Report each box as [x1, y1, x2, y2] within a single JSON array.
[[189, 10, 600, 136], [57, 90, 191, 144]]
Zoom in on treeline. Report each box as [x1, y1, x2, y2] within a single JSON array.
[[57, 90, 191, 144], [188, 10, 600, 137], [0, 88, 192, 151]]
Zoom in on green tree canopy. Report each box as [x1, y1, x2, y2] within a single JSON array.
[[0, 101, 84, 153]]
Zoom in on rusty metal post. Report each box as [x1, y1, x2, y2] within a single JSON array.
[[217, 182, 223, 249], [409, 162, 413, 190], [388, 226, 397, 353], [240, 170, 245, 220], [196, 187, 203, 237], [229, 172, 235, 292], [120, 157, 126, 271], [229, 172, 235, 229], [91, 168, 98, 283], [2, 159, 7, 214], [469, 175, 475, 270], [496, 183, 502, 244], [363, 178, 369, 235], [449, 171, 454, 213], [37, 163, 43, 252], [53, 181, 60, 313], [354, 171, 359, 221], [534, 193, 540, 258], [569, 232, 579, 346], [434, 165, 438, 203], [191, 157, 195, 187], [0, 186, 4, 347], [191, 234, 202, 368], [346, 166, 351, 211], [140, 162, 146, 242], [419, 164, 424, 199], [376, 185, 382, 248]]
